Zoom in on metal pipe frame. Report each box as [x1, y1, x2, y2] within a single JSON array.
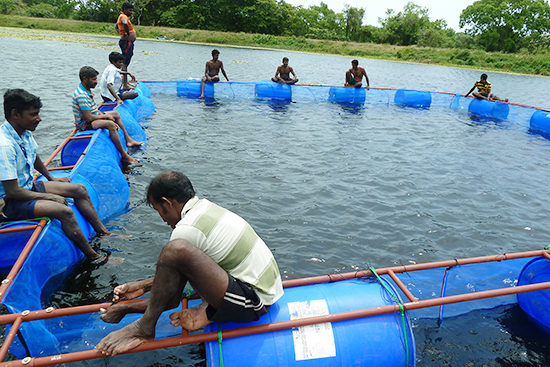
[[1, 250, 549, 366]]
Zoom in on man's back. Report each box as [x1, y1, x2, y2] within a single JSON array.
[[170, 196, 283, 305]]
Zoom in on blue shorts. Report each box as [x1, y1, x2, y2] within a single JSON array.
[[119, 39, 134, 66], [0, 181, 46, 221], [205, 273, 270, 323]]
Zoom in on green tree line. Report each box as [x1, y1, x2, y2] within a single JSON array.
[[1, 0, 550, 54]]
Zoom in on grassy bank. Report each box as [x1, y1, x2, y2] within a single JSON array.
[[2, 15, 550, 76]]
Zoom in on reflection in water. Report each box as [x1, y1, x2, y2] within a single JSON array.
[[334, 101, 365, 115]]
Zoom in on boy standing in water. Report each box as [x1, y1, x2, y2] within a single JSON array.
[[465, 73, 509, 102], [272, 57, 298, 84], [200, 49, 229, 98], [116, 2, 136, 90], [345, 59, 370, 90]]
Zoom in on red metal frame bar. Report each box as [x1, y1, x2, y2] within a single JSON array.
[[1, 250, 550, 366], [0, 219, 48, 303]]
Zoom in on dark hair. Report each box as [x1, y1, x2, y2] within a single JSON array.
[[146, 171, 196, 205], [480, 73, 488, 80], [212, 49, 220, 56], [122, 2, 134, 10], [79, 66, 99, 81], [351, 59, 359, 65], [3, 89, 42, 120], [282, 57, 289, 62], [109, 51, 125, 64]]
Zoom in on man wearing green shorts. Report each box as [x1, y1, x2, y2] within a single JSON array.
[[345, 59, 370, 90]]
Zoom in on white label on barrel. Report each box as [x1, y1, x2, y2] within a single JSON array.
[[288, 300, 336, 361]]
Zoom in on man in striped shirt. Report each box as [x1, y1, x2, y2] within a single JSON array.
[[72, 66, 141, 164], [97, 171, 283, 356], [465, 73, 509, 102]]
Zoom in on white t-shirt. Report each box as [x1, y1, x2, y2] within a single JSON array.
[[99, 63, 122, 100], [170, 196, 284, 305]]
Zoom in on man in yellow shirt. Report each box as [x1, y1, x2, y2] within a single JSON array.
[[465, 73, 508, 102]]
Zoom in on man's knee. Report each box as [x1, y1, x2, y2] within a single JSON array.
[[159, 239, 196, 266], [71, 183, 90, 200]]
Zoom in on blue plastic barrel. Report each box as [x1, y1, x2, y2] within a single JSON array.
[[61, 131, 93, 167], [468, 99, 510, 119], [529, 110, 550, 134], [177, 81, 213, 97], [205, 278, 415, 366], [517, 257, 550, 334], [394, 89, 432, 108], [328, 86, 366, 104], [254, 82, 292, 100]]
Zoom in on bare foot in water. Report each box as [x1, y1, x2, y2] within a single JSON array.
[[169, 302, 212, 331], [122, 155, 140, 164], [126, 139, 142, 147], [100, 303, 129, 324], [90, 255, 125, 267], [96, 320, 153, 356]]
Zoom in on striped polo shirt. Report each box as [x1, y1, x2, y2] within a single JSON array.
[[475, 80, 491, 96], [170, 196, 284, 305], [71, 83, 100, 130]]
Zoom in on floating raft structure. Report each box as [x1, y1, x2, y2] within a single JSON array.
[[145, 80, 550, 135], [3, 82, 550, 366], [0, 82, 154, 361]]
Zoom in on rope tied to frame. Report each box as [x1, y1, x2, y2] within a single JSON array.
[[217, 322, 225, 367], [369, 267, 411, 367]]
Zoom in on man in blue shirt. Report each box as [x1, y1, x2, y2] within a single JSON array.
[[0, 89, 114, 263]]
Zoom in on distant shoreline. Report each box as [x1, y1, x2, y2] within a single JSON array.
[[1, 15, 549, 77]]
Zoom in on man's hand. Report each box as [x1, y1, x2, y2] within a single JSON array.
[[52, 177, 71, 183], [45, 193, 68, 205]]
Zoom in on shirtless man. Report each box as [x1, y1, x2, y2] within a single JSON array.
[[116, 2, 136, 89], [272, 57, 298, 84], [345, 59, 370, 90], [200, 49, 229, 98], [96, 171, 283, 356], [465, 73, 508, 102]]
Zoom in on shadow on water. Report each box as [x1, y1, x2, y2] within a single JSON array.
[[415, 305, 549, 367], [333, 101, 365, 115]]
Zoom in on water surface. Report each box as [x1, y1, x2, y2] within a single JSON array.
[[1, 29, 550, 366]]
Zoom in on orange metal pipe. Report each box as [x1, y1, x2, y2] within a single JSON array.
[[2, 279, 550, 367], [0, 225, 37, 235], [47, 166, 74, 171], [0, 317, 22, 362], [0, 219, 48, 301], [42, 134, 73, 167], [282, 250, 548, 288], [387, 269, 417, 302]]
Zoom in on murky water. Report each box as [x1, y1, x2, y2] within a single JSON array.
[[1, 27, 550, 366]]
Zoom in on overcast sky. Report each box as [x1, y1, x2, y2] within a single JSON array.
[[285, 0, 478, 31]]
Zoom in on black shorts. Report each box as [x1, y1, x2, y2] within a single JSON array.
[[0, 181, 46, 221], [119, 39, 134, 66], [206, 274, 270, 324]]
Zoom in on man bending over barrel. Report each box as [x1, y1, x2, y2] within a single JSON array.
[[97, 171, 283, 355], [0, 89, 115, 263]]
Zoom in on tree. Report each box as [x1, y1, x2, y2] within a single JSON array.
[[343, 5, 365, 41], [460, 0, 550, 53], [378, 2, 432, 45]]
